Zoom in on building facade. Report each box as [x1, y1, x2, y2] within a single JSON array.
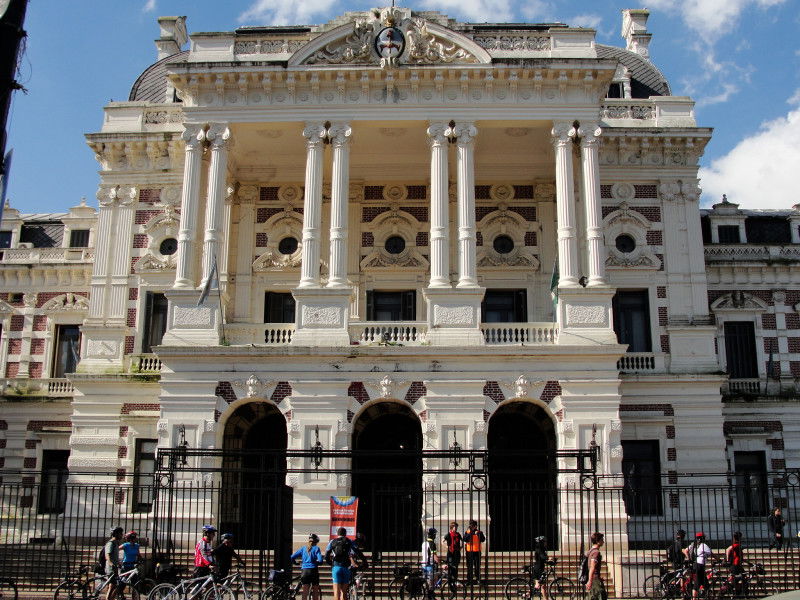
[[0, 7, 797, 578]]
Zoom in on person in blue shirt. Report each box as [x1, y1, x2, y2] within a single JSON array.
[[120, 531, 141, 572], [291, 533, 324, 600], [326, 528, 355, 600]]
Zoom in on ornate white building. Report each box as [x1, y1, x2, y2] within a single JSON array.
[[1, 7, 798, 579]]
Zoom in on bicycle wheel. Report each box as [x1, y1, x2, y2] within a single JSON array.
[[403, 581, 429, 600], [203, 585, 237, 600], [135, 580, 157, 597], [504, 576, 532, 600], [388, 580, 404, 600], [642, 575, 663, 600], [750, 579, 777, 598], [438, 579, 466, 600], [54, 580, 84, 600], [261, 584, 285, 600], [147, 582, 181, 600], [548, 577, 576, 600]]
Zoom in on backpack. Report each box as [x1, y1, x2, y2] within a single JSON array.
[[328, 537, 351, 564], [578, 554, 589, 585], [95, 544, 107, 574]]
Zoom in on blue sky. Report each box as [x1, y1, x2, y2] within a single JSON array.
[[5, 0, 800, 213]]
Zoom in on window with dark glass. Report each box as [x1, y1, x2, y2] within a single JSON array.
[[264, 292, 296, 323], [159, 238, 178, 256], [0, 231, 11, 248], [384, 235, 406, 255], [723, 321, 759, 379], [493, 235, 514, 254], [734, 451, 768, 517], [278, 237, 299, 255], [612, 291, 652, 352], [481, 289, 527, 323], [39, 450, 69, 514], [133, 439, 157, 513], [615, 234, 636, 254], [718, 225, 741, 243], [142, 292, 168, 353], [607, 82, 623, 98], [622, 440, 662, 516], [69, 229, 90, 248], [366, 290, 415, 321], [20, 223, 63, 248], [53, 325, 81, 378]]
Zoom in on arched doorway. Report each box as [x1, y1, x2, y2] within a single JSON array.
[[352, 402, 423, 551], [221, 401, 291, 559], [488, 401, 557, 550]]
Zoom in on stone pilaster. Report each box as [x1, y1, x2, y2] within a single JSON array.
[[451, 122, 479, 288], [552, 122, 579, 287], [578, 123, 606, 287], [174, 124, 206, 289], [327, 122, 352, 289], [233, 186, 257, 320], [298, 123, 326, 289], [200, 123, 231, 286], [427, 122, 451, 289]]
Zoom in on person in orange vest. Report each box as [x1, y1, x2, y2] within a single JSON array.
[[463, 519, 485, 585]]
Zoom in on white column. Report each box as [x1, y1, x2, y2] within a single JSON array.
[[201, 123, 231, 285], [552, 122, 579, 287], [451, 122, 479, 288], [174, 124, 206, 289], [327, 122, 353, 288], [427, 122, 451, 288], [298, 122, 327, 288], [579, 122, 606, 286]]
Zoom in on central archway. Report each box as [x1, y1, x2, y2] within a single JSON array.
[[221, 401, 290, 559], [352, 401, 423, 551], [488, 401, 557, 550]]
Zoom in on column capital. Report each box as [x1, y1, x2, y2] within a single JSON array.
[[328, 122, 352, 148], [551, 121, 577, 145], [181, 124, 206, 148], [449, 122, 478, 146], [578, 122, 602, 147], [206, 123, 232, 149], [427, 121, 450, 146], [303, 122, 327, 147]]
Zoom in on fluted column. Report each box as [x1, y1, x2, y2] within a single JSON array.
[[201, 123, 231, 286], [298, 123, 327, 288], [327, 122, 353, 288], [174, 124, 206, 289], [579, 122, 606, 286], [552, 122, 579, 287], [451, 122, 479, 288], [427, 122, 451, 288]]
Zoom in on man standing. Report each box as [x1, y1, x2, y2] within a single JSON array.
[[667, 529, 686, 571], [104, 527, 124, 600], [463, 520, 485, 584], [768, 508, 786, 550], [586, 532, 606, 600], [687, 532, 712, 600], [194, 525, 217, 577], [442, 522, 463, 589], [326, 527, 354, 600], [213, 533, 244, 578]]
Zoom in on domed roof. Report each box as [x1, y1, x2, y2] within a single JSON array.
[[129, 50, 189, 102], [595, 44, 671, 97]]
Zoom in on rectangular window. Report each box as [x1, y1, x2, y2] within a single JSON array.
[[481, 289, 527, 323], [734, 451, 768, 517], [366, 290, 416, 321], [606, 82, 623, 98], [718, 225, 741, 243], [133, 439, 157, 513], [0, 232, 11, 248], [39, 450, 69, 514], [264, 292, 296, 323], [612, 291, 652, 352], [53, 324, 81, 377], [622, 440, 662, 516], [723, 321, 759, 379], [20, 223, 63, 248], [142, 292, 169, 353], [68, 229, 90, 248]]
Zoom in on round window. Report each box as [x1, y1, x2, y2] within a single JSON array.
[[278, 237, 299, 255], [159, 238, 178, 256], [385, 235, 406, 255], [615, 234, 636, 254], [493, 235, 514, 255]]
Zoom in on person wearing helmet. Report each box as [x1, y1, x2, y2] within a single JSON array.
[[291, 533, 324, 600], [213, 533, 244, 578], [421, 527, 440, 593], [121, 531, 141, 572], [687, 532, 712, 600], [193, 525, 217, 578], [103, 527, 124, 600], [667, 529, 686, 571], [532, 536, 549, 600]]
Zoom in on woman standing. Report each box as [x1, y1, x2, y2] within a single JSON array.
[[291, 533, 324, 600]]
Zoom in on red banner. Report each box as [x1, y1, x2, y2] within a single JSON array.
[[329, 495, 358, 540]]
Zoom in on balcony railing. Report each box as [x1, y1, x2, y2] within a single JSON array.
[[0, 247, 94, 264], [129, 354, 162, 373], [264, 324, 294, 345], [481, 323, 558, 344], [350, 322, 427, 345], [704, 244, 800, 263], [0, 377, 74, 397], [724, 378, 762, 395]]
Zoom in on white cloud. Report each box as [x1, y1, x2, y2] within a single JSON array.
[[700, 106, 800, 209], [645, 0, 785, 42], [519, 0, 557, 23], [418, 0, 513, 23], [142, 0, 156, 13], [696, 82, 739, 107], [568, 13, 603, 30], [239, 0, 339, 25], [789, 88, 800, 106]]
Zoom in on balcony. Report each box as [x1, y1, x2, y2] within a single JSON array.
[[600, 97, 696, 127], [704, 244, 800, 264], [350, 322, 427, 345], [0, 247, 94, 264], [723, 379, 762, 395], [0, 377, 74, 397], [481, 323, 558, 344], [128, 354, 162, 373]]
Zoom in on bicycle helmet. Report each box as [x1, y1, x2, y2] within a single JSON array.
[[535, 536, 546, 545], [221, 533, 234, 542], [125, 530, 138, 541], [308, 533, 319, 543], [202, 524, 217, 534], [427, 527, 437, 538], [676, 529, 686, 538], [695, 532, 705, 539]]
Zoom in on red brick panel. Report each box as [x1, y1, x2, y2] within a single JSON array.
[[762, 314, 777, 330], [788, 338, 800, 353], [514, 185, 534, 199], [127, 308, 137, 328], [124, 336, 135, 355], [129, 287, 139, 301], [33, 315, 48, 331], [25, 439, 37, 449], [791, 361, 800, 377], [510, 206, 537, 222], [133, 233, 149, 248], [7, 338, 21, 355], [135, 210, 161, 225], [5, 363, 18, 377], [767, 438, 785, 451], [35, 292, 61, 308], [403, 207, 428, 222], [646, 231, 663, 246], [362, 207, 389, 222], [364, 186, 383, 200], [476, 232, 483, 246], [476, 206, 496, 221], [415, 232, 428, 247], [9, 315, 24, 331], [30, 339, 44, 355], [119, 426, 129, 438], [660, 334, 671, 353], [766, 360, 782, 377], [215, 381, 236, 403], [23, 457, 36, 468], [255, 233, 268, 247], [658, 307, 668, 327], [405, 381, 427, 404], [657, 286, 667, 299], [120, 403, 160, 414], [524, 232, 537, 246], [271, 381, 292, 403], [786, 313, 800, 329], [29, 363, 43, 379], [407, 186, 427, 200], [118, 446, 128, 458], [27, 420, 71, 431], [666, 425, 676, 439], [347, 382, 370, 404], [764, 337, 779, 353], [138, 189, 161, 204], [666, 448, 677, 461], [620, 404, 674, 416], [475, 186, 491, 200], [483, 381, 504, 403], [541, 381, 562, 403], [635, 185, 658, 199], [130, 257, 139, 274], [260, 187, 279, 201], [361, 232, 374, 247]]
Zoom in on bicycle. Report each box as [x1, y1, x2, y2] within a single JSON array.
[[217, 566, 261, 600], [0, 577, 18, 600], [347, 568, 374, 600], [715, 561, 777, 600], [55, 564, 152, 600], [503, 558, 576, 600], [260, 569, 303, 600], [389, 564, 414, 600], [429, 564, 466, 600], [642, 562, 694, 600], [147, 570, 233, 600]]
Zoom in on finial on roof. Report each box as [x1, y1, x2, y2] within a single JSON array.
[[80, 196, 87, 207], [721, 194, 729, 204]]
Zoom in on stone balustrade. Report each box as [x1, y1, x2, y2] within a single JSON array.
[[264, 324, 295, 345], [704, 244, 800, 263], [0, 377, 74, 397], [1, 247, 94, 264], [480, 323, 558, 344], [130, 354, 162, 373]]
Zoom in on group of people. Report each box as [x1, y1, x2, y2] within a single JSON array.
[[97, 527, 144, 600], [420, 520, 486, 587], [289, 527, 368, 600]]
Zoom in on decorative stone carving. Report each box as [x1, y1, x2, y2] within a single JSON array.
[[289, 421, 302, 435], [433, 305, 474, 327], [364, 375, 409, 400], [611, 444, 623, 458], [611, 182, 635, 201], [287, 474, 300, 488], [566, 305, 607, 326], [41, 293, 90, 312], [383, 185, 408, 202], [423, 474, 438, 490], [204, 420, 215, 433], [157, 420, 168, 433], [475, 206, 539, 269], [86, 339, 119, 358], [22, 293, 36, 308], [278, 184, 302, 204], [360, 248, 429, 269], [425, 420, 438, 434], [337, 420, 351, 434], [233, 374, 276, 398], [474, 420, 487, 433], [161, 185, 182, 206], [560, 420, 575, 435], [711, 291, 769, 312], [603, 202, 661, 270], [253, 249, 303, 270], [610, 419, 622, 432], [534, 183, 555, 201], [302, 305, 343, 327], [489, 184, 515, 202], [337, 473, 351, 488], [135, 253, 177, 272]]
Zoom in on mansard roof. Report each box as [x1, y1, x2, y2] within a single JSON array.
[[129, 50, 188, 102], [595, 44, 670, 97]]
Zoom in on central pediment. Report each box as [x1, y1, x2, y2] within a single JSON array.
[[288, 7, 491, 67]]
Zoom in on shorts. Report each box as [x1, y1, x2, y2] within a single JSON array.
[[301, 569, 320, 585], [332, 565, 351, 584], [105, 564, 118, 578]]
